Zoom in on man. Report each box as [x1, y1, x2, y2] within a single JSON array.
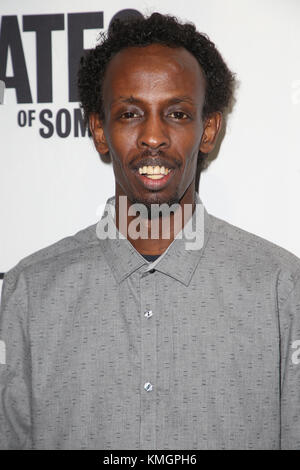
[[0, 12, 299, 450]]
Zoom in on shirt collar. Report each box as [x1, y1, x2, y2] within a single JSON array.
[[96, 192, 213, 286]]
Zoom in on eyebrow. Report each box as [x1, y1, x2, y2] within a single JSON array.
[[110, 95, 196, 107]]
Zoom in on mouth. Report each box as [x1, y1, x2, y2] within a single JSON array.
[[133, 165, 174, 190]]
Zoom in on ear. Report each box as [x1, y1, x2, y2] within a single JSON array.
[[199, 112, 222, 154], [89, 113, 109, 155]]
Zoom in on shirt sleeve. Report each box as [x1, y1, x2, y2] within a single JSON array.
[[0, 268, 32, 449], [279, 274, 300, 450]]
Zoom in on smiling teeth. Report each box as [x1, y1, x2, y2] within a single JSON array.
[[138, 166, 170, 176], [145, 174, 164, 179]]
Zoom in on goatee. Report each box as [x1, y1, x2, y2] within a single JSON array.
[[131, 194, 181, 220]]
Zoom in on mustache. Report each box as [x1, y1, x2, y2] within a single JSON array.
[[130, 149, 181, 170]]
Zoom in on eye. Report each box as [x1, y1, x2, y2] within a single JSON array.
[[168, 111, 189, 120], [119, 111, 140, 119]]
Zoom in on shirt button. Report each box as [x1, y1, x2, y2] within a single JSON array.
[[149, 269, 155, 274], [144, 309, 153, 318], [144, 382, 153, 392]]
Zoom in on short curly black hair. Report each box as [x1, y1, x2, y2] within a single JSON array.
[[78, 12, 235, 126]]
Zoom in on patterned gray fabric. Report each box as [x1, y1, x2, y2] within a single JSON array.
[[0, 193, 300, 450]]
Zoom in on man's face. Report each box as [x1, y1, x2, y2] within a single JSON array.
[[90, 43, 220, 208]]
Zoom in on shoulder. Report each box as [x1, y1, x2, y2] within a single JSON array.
[[1, 223, 102, 300], [208, 213, 300, 306]]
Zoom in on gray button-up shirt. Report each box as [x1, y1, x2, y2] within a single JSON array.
[[1, 193, 300, 450]]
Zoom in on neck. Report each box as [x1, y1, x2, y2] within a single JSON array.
[[115, 183, 196, 256]]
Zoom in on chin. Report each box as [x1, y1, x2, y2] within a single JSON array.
[[131, 191, 181, 217]]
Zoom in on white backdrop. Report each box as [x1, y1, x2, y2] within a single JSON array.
[[1, 0, 300, 297]]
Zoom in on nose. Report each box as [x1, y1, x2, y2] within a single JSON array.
[[137, 113, 170, 150]]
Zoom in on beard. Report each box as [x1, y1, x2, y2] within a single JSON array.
[[130, 190, 181, 220]]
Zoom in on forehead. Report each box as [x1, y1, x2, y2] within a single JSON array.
[[102, 43, 206, 106]]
